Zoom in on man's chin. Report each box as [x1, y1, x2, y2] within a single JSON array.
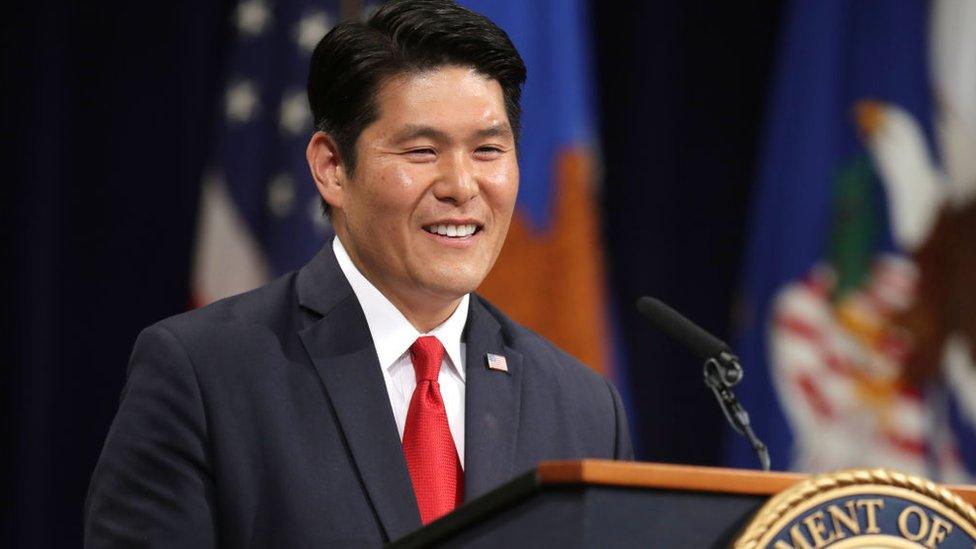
[[419, 273, 485, 303], [426, 283, 480, 302]]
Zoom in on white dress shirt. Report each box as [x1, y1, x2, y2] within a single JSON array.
[[332, 237, 467, 467]]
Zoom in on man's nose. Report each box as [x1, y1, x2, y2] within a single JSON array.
[[434, 152, 479, 204]]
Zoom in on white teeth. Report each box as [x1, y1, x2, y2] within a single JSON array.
[[425, 224, 477, 237]]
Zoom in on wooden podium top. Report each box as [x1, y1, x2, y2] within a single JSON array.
[[391, 460, 976, 547], [537, 460, 976, 506]]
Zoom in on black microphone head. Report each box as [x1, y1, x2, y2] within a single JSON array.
[[635, 296, 730, 360]]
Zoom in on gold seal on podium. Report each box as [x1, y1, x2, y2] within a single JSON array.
[[736, 468, 976, 548]]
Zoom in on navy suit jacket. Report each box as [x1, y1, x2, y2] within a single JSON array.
[[85, 245, 633, 547]]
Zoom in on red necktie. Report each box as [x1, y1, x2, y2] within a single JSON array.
[[401, 336, 464, 524]]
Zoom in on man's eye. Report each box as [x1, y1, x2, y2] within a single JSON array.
[[404, 148, 436, 159], [474, 146, 505, 159]]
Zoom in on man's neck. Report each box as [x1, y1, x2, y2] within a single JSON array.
[[333, 236, 463, 333], [381, 291, 461, 334]]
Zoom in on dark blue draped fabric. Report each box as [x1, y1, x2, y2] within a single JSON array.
[[4, 2, 230, 546], [593, 1, 782, 463]]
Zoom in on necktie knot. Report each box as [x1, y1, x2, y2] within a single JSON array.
[[410, 336, 445, 382]]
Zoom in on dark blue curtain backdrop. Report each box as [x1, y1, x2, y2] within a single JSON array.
[[3, 1, 780, 546], [4, 2, 231, 546], [594, 2, 781, 464]]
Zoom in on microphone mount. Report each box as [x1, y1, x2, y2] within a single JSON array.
[[702, 352, 769, 471]]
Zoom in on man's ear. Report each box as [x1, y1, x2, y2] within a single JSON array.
[[306, 131, 346, 210]]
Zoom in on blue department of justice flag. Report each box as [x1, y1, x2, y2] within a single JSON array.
[[729, 0, 976, 481], [458, 0, 624, 386]]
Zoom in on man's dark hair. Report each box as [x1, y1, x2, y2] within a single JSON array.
[[308, 0, 527, 216]]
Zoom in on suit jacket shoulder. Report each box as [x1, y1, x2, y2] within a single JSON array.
[[154, 270, 313, 364]]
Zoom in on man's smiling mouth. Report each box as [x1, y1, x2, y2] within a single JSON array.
[[423, 224, 480, 237]]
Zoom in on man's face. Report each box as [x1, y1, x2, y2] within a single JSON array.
[[330, 66, 519, 316]]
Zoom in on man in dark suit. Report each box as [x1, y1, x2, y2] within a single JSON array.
[[85, 1, 632, 546]]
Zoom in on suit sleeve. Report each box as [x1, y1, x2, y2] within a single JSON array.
[[606, 378, 635, 460], [85, 324, 217, 548]]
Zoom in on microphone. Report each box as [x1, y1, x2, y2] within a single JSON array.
[[636, 296, 770, 471], [635, 297, 742, 386]]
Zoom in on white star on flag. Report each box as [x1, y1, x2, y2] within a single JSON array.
[[295, 11, 333, 53], [267, 173, 296, 217], [279, 90, 311, 135], [225, 80, 260, 123], [236, 0, 272, 36]]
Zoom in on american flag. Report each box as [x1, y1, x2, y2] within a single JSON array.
[[192, 0, 379, 305], [485, 353, 508, 373]]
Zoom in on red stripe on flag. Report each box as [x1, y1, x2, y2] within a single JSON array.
[[796, 373, 834, 419]]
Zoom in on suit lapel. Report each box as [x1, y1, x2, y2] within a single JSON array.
[[462, 297, 523, 501], [296, 247, 421, 541]]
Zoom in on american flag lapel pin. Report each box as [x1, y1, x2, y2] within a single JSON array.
[[486, 353, 508, 373]]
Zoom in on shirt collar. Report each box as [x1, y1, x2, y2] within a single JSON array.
[[332, 237, 468, 379]]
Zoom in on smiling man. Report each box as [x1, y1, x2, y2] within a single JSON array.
[[85, 1, 632, 547]]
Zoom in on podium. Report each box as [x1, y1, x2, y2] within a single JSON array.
[[389, 460, 976, 548]]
